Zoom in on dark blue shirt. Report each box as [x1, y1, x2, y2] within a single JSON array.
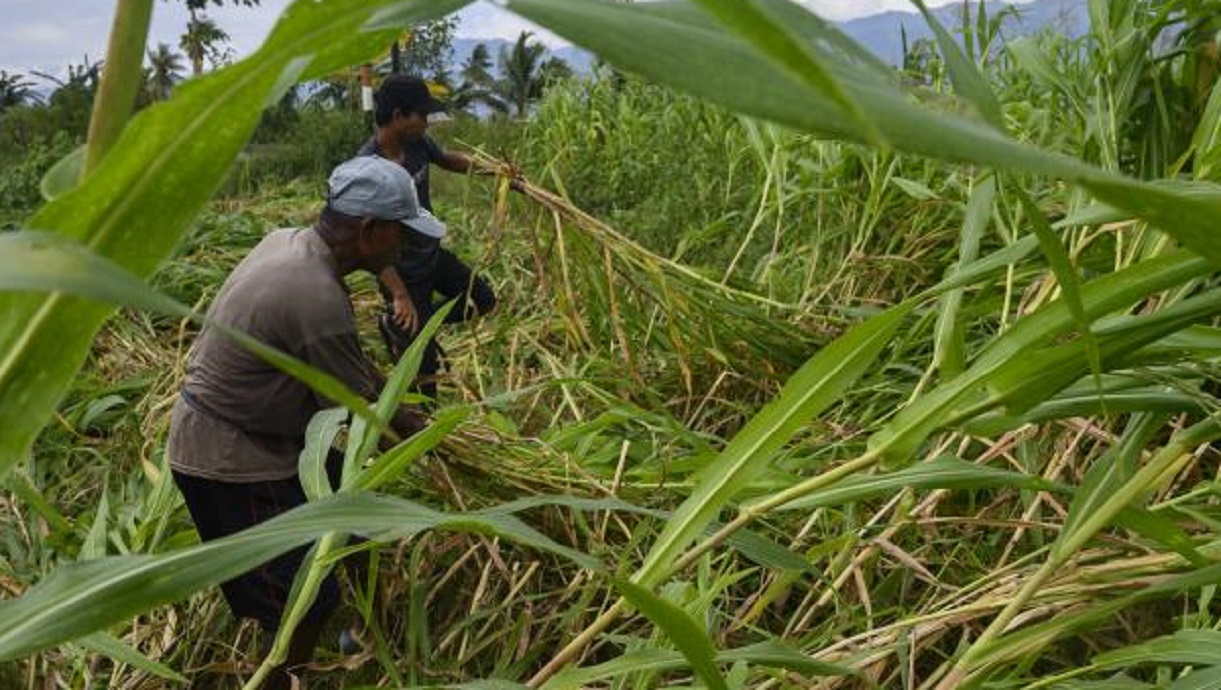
[[357, 134, 445, 212]]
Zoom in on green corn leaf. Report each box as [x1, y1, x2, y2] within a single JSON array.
[[986, 288, 1221, 414], [352, 407, 470, 492], [474, 494, 810, 573], [633, 301, 912, 587], [775, 456, 1051, 512], [928, 234, 1040, 295], [614, 579, 728, 690], [299, 407, 349, 501], [911, 0, 1006, 130], [933, 175, 995, 378], [1095, 630, 1221, 670], [345, 301, 455, 481], [81, 486, 110, 561], [687, 0, 882, 145], [0, 0, 472, 482], [963, 386, 1206, 436], [1016, 186, 1103, 400], [39, 145, 86, 201], [78, 632, 187, 683], [0, 491, 597, 661]]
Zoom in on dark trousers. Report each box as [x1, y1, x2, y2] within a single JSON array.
[[379, 247, 496, 398], [172, 454, 345, 632]]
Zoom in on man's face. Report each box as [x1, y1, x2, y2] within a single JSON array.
[[394, 110, 429, 144], [360, 219, 406, 272]]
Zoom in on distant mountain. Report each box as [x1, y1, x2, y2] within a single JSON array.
[[839, 0, 1090, 65]]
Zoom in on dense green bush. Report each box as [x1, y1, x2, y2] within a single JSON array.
[[224, 106, 372, 195], [0, 131, 78, 212]]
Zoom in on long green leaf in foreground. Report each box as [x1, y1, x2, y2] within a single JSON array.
[[614, 579, 728, 690], [633, 301, 913, 587], [1094, 629, 1221, 670], [0, 0, 473, 481], [688, 0, 881, 144], [0, 491, 597, 661], [776, 456, 1051, 512], [505, 0, 1221, 264], [0, 231, 389, 436], [344, 301, 455, 483]]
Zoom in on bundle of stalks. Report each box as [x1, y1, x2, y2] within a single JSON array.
[[469, 152, 826, 399]]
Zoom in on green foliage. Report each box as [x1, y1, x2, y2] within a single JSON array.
[[394, 16, 459, 80], [236, 105, 371, 193], [0, 132, 78, 211]]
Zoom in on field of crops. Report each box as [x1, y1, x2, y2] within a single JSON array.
[[3, 0, 1221, 688]]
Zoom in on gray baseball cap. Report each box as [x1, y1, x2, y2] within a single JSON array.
[[327, 155, 447, 238]]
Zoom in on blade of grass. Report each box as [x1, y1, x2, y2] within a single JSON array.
[[78, 632, 186, 683], [615, 579, 727, 690]]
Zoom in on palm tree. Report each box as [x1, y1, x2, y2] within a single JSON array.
[[538, 56, 573, 87], [0, 71, 41, 111], [145, 43, 185, 101], [497, 31, 548, 118], [452, 43, 509, 114], [179, 10, 230, 76]]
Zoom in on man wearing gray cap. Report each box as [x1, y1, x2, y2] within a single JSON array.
[[167, 156, 433, 689]]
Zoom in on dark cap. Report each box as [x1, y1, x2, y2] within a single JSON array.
[[374, 74, 446, 116]]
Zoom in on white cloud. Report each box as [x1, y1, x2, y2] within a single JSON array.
[[456, 2, 568, 47]]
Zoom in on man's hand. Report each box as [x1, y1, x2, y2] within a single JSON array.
[[392, 294, 420, 334]]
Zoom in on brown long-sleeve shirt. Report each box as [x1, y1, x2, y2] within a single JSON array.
[[168, 228, 378, 482]]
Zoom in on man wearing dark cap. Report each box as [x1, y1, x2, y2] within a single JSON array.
[[167, 156, 434, 689], [359, 74, 498, 399]]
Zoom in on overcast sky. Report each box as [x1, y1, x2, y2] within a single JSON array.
[[0, 0, 1010, 82]]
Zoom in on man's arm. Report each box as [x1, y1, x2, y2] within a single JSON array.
[[428, 136, 523, 189], [378, 265, 419, 333], [303, 331, 426, 443], [437, 149, 473, 174]]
